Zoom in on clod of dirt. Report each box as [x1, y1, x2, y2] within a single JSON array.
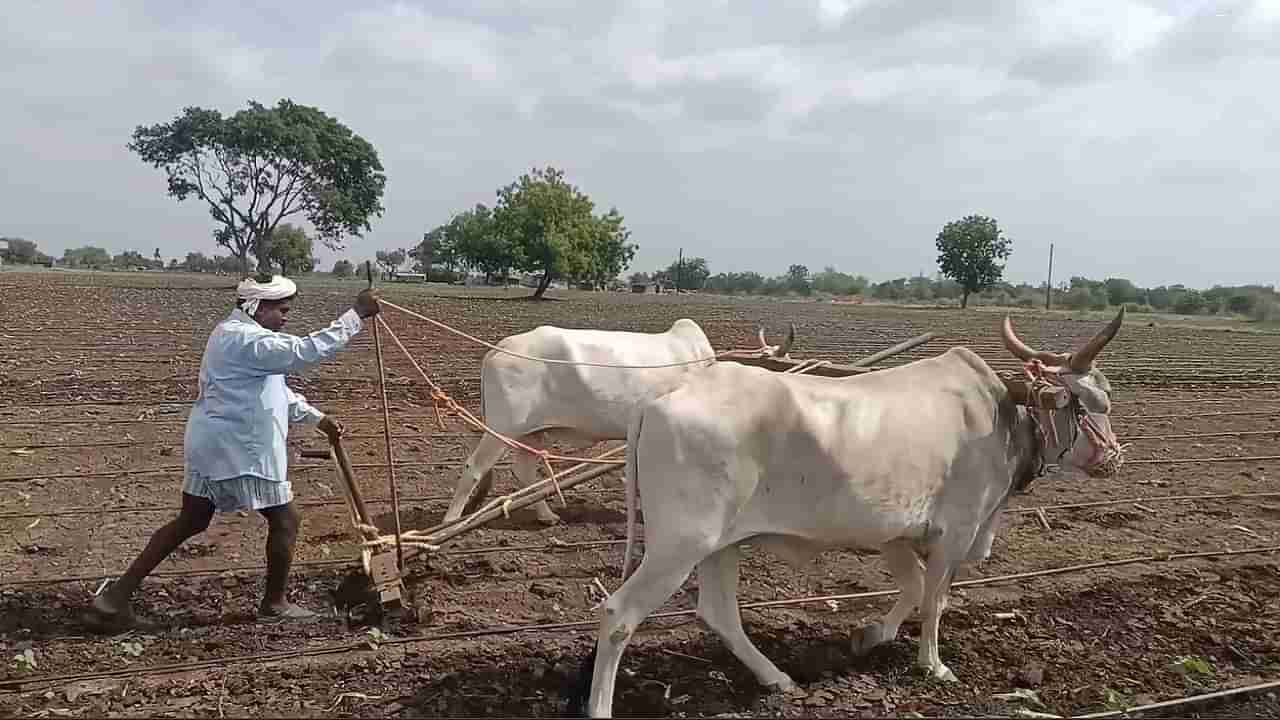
[[1017, 663, 1045, 688]]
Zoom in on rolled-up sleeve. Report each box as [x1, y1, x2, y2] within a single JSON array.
[[244, 309, 363, 375], [286, 386, 325, 425]]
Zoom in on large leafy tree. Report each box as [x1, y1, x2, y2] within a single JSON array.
[[267, 223, 316, 276], [492, 166, 635, 298], [935, 214, 1013, 309], [578, 208, 636, 290], [128, 99, 387, 276], [451, 203, 513, 283]]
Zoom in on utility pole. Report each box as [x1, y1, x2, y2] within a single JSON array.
[[1045, 243, 1055, 310], [676, 247, 683, 294]]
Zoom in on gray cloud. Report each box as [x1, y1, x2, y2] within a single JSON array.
[[3, 0, 1279, 289]]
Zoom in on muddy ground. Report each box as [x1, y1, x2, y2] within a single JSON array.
[[1, 270, 1279, 718]]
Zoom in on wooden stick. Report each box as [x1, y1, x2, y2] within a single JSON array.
[[849, 331, 937, 367], [1072, 677, 1280, 719], [401, 459, 624, 563], [719, 352, 875, 377], [366, 261, 404, 571]]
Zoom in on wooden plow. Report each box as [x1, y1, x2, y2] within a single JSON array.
[[310, 316, 953, 613]]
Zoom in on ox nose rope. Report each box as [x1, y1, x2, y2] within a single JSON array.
[[1021, 360, 1127, 478]]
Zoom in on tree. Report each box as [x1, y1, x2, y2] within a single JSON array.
[[1173, 289, 1206, 315], [375, 248, 407, 276], [266, 223, 315, 276], [154, 248, 162, 265], [812, 266, 869, 296], [1104, 278, 1138, 307], [332, 259, 354, 278], [1, 238, 39, 265], [664, 256, 710, 291], [411, 227, 442, 274], [450, 204, 512, 283], [934, 214, 1013, 309], [492, 166, 636, 299], [786, 264, 811, 294], [63, 246, 111, 269], [113, 250, 148, 269], [128, 99, 387, 276], [575, 209, 636, 290]]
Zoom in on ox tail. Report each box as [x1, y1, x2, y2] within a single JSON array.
[[620, 408, 644, 583]]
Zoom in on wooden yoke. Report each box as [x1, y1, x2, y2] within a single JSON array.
[[999, 372, 1070, 410]]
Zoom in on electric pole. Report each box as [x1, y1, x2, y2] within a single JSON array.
[[676, 247, 683, 294], [1045, 243, 1054, 310]]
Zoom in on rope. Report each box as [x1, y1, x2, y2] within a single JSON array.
[[382, 298, 744, 369]]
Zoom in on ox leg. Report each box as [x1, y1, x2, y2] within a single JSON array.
[[851, 540, 924, 656], [696, 545, 795, 691], [585, 553, 701, 718], [512, 435, 561, 525], [444, 432, 508, 523], [916, 545, 962, 683], [966, 511, 1002, 566]]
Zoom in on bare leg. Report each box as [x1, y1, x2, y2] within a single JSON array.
[[852, 539, 925, 655], [258, 502, 315, 619], [696, 545, 794, 690], [444, 432, 509, 523], [92, 493, 214, 623]]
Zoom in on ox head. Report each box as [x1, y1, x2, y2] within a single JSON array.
[[1001, 307, 1126, 478], [756, 323, 796, 359]]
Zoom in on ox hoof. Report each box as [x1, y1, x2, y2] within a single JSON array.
[[850, 622, 890, 656], [919, 663, 957, 683], [766, 675, 797, 694]]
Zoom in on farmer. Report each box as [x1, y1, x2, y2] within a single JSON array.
[[86, 275, 381, 628]]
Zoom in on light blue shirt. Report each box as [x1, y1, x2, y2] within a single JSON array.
[[183, 307, 364, 483]]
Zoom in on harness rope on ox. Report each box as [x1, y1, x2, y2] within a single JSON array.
[[1019, 359, 1128, 479], [349, 307, 799, 555]]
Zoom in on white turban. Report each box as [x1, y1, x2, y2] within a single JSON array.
[[237, 275, 297, 317]]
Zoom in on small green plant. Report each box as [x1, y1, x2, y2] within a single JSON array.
[[12, 648, 37, 671], [117, 641, 144, 657], [364, 627, 389, 650], [1172, 655, 1214, 678], [1102, 688, 1131, 711]]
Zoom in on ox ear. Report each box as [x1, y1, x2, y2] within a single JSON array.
[[1062, 372, 1112, 414]]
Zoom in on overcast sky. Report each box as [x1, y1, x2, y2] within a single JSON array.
[[3, 0, 1278, 288]]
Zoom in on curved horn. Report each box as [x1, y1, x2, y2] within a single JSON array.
[[774, 323, 796, 357], [757, 327, 768, 350], [1068, 306, 1125, 372], [1001, 316, 1070, 366]]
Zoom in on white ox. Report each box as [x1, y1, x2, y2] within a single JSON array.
[[572, 310, 1126, 718], [443, 320, 796, 525]]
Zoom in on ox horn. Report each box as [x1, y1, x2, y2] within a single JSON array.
[[774, 323, 796, 357], [1001, 316, 1070, 366], [1068, 306, 1125, 372]]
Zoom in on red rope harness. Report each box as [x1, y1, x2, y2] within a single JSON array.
[[1021, 359, 1126, 477]]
